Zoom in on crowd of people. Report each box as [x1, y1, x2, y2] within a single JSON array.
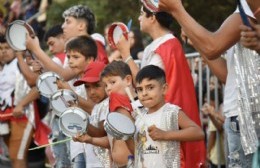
[[0, 0, 259, 168]]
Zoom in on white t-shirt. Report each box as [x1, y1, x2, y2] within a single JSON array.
[[223, 0, 254, 117], [135, 105, 165, 168], [86, 98, 109, 168]]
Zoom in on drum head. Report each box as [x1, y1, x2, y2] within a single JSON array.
[[142, 0, 159, 13], [106, 112, 135, 136], [59, 107, 88, 137], [50, 89, 78, 116], [36, 72, 60, 98], [5, 20, 34, 51], [108, 22, 128, 49]]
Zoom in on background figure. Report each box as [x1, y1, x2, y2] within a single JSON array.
[[129, 27, 144, 60]]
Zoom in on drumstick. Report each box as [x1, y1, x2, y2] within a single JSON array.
[[125, 87, 149, 127], [28, 137, 72, 150]]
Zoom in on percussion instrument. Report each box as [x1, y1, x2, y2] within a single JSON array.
[[50, 89, 78, 116], [5, 20, 35, 51], [107, 22, 129, 49], [142, 0, 159, 13], [36, 71, 61, 98], [104, 112, 135, 140], [59, 107, 89, 137]]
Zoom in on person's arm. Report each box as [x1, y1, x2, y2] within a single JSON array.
[[26, 35, 76, 81], [73, 134, 110, 149], [159, 0, 245, 60], [87, 121, 106, 137], [12, 87, 40, 117], [16, 52, 39, 87], [148, 110, 204, 141], [247, 0, 260, 22], [116, 36, 140, 84]]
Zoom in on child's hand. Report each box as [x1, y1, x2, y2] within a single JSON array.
[[148, 125, 166, 141], [56, 79, 72, 90], [73, 133, 93, 144], [201, 103, 214, 116]]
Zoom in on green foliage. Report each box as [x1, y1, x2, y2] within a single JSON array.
[[47, 0, 236, 36]]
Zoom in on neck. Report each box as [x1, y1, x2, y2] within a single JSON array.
[[149, 26, 171, 40]]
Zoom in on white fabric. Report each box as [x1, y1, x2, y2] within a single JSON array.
[[141, 33, 176, 70], [52, 56, 63, 66], [223, 1, 253, 117], [0, 58, 18, 110], [68, 78, 88, 160], [135, 104, 165, 168], [234, 0, 255, 19], [86, 98, 109, 168]]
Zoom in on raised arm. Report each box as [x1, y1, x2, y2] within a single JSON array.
[[26, 35, 76, 81], [159, 0, 246, 60]]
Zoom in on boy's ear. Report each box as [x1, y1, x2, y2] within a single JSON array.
[[125, 74, 133, 86], [162, 83, 168, 95]]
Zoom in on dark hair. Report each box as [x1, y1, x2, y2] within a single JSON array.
[[101, 61, 132, 79], [65, 35, 97, 60], [142, 5, 174, 30], [63, 5, 95, 34], [44, 24, 63, 42], [0, 35, 6, 43], [136, 65, 166, 84], [209, 89, 223, 105], [130, 28, 144, 60]]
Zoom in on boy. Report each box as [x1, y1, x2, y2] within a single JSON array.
[[131, 65, 204, 168], [74, 61, 138, 167], [73, 61, 111, 168], [116, 3, 206, 167]]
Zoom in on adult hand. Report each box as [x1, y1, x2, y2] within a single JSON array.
[[12, 105, 25, 118], [26, 33, 40, 53], [240, 23, 260, 53], [159, 0, 183, 13], [73, 133, 93, 143], [31, 60, 43, 73]]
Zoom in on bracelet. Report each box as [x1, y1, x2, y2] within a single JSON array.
[[124, 56, 133, 63], [254, 7, 260, 17]]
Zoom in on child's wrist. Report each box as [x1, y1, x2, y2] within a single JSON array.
[[124, 55, 133, 64]]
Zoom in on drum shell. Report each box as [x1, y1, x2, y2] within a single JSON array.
[[5, 20, 35, 51], [107, 22, 128, 49], [36, 72, 60, 98], [59, 107, 89, 137], [50, 89, 78, 116], [104, 113, 135, 140]]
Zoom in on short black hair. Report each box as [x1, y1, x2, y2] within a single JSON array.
[[44, 24, 63, 42], [142, 5, 174, 30], [63, 5, 95, 35], [65, 35, 97, 60], [101, 61, 132, 79], [136, 65, 166, 84], [0, 35, 6, 43]]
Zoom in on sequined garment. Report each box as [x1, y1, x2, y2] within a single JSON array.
[[91, 98, 112, 168], [134, 103, 180, 168], [234, 43, 260, 155]]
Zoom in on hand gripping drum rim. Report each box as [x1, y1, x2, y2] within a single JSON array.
[[107, 22, 129, 49]]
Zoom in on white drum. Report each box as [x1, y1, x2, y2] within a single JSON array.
[[5, 20, 35, 51], [59, 107, 89, 137], [142, 0, 159, 12], [50, 89, 78, 116], [36, 72, 61, 98], [104, 112, 135, 140], [107, 22, 129, 49]]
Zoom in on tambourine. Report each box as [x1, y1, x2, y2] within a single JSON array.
[[104, 112, 135, 140], [50, 89, 78, 116], [142, 0, 159, 13], [107, 22, 129, 49], [36, 71, 61, 98], [5, 20, 35, 51], [59, 107, 89, 137]]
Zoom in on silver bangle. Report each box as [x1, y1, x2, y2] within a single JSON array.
[[124, 56, 133, 63]]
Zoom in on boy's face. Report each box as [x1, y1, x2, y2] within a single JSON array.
[[66, 50, 92, 76], [136, 78, 167, 112], [138, 6, 151, 33], [47, 36, 65, 55], [102, 75, 131, 96], [85, 81, 107, 103], [62, 16, 86, 41], [0, 42, 15, 64]]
